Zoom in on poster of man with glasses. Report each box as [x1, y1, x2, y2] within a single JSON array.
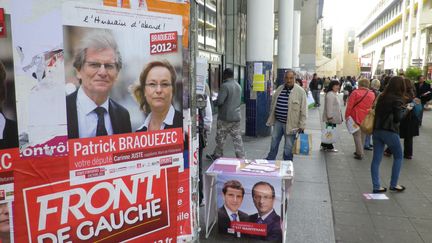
[[216, 175, 282, 242], [60, 2, 187, 187]]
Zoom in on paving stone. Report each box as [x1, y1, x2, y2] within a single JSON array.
[[370, 215, 415, 231], [396, 199, 432, 218], [334, 224, 378, 243], [365, 199, 406, 217], [409, 218, 432, 233], [333, 211, 374, 227], [332, 200, 368, 214], [375, 229, 424, 243]]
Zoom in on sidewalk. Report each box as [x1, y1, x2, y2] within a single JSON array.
[[199, 104, 335, 242]]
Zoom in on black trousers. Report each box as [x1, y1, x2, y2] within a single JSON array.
[[384, 136, 413, 157]]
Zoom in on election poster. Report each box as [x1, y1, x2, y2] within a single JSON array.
[[8, 0, 193, 241], [216, 174, 283, 242], [43, 1, 186, 184], [0, 7, 18, 243], [13, 156, 179, 242]]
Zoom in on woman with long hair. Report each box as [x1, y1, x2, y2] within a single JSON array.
[[370, 76, 411, 193]]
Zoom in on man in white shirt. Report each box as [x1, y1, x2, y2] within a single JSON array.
[[66, 31, 131, 138], [217, 180, 249, 237]]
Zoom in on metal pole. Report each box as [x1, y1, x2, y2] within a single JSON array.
[[189, 0, 199, 241]]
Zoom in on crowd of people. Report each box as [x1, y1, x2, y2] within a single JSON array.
[[316, 72, 431, 193]]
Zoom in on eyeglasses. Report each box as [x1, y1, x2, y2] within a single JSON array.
[[253, 195, 273, 201], [84, 61, 118, 72], [145, 83, 172, 89]]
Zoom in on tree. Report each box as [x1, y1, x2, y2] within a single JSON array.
[[405, 66, 422, 81]]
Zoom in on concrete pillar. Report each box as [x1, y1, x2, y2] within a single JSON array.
[[406, 0, 415, 66], [245, 0, 274, 137], [276, 0, 294, 86], [400, 0, 408, 70], [292, 10, 301, 70], [414, 0, 423, 61]]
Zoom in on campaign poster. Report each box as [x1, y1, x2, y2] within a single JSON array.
[[0, 8, 18, 243], [216, 174, 283, 242], [10, 0, 193, 241], [0, 8, 19, 152], [13, 156, 179, 242], [61, 2, 185, 185]]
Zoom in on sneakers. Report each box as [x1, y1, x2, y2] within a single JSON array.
[[206, 154, 220, 161], [364, 146, 373, 151]]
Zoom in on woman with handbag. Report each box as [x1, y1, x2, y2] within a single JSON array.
[[321, 80, 343, 152], [345, 79, 375, 160], [370, 76, 412, 193]]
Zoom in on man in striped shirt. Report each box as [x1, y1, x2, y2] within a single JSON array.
[[265, 70, 307, 161]]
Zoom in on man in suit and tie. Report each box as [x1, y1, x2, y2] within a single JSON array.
[[0, 60, 18, 149], [218, 180, 249, 237], [66, 31, 131, 139], [250, 181, 282, 242]]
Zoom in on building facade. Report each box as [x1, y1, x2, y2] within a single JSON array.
[[357, 0, 432, 78]]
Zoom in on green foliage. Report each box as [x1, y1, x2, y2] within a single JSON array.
[[405, 66, 422, 81], [426, 79, 432, 84]]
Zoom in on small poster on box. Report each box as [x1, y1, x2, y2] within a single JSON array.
[[216, 174, 282, 242]]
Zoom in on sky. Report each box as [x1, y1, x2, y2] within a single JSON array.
[[322, 0, 377, 30]]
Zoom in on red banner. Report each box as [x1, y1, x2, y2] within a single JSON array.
[[150, 31, 178, 55], [0, 8, 6, 38], [231, 221, 267, 236], [14, 157, 180, 242], [68, 128, 184, 185]]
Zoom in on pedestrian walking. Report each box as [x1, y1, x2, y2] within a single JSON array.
[[342, 80, 353, 106], [265, 70, 307, 161], [207, 68, 245, 161], [309, 73, 322, 107], [345, 78, 375, 160], [370, 76, 412, 193], [321, 80, 343, 152]]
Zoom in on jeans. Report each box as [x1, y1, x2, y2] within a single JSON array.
[[371, 130, 403, 190], [266, 120, 296, 161], [364, 134, 372, 148], [312, 90, 321, 106]]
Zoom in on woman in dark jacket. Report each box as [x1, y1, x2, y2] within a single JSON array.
[[370, 76, 411, 193], [399, 78, 420, 159]]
